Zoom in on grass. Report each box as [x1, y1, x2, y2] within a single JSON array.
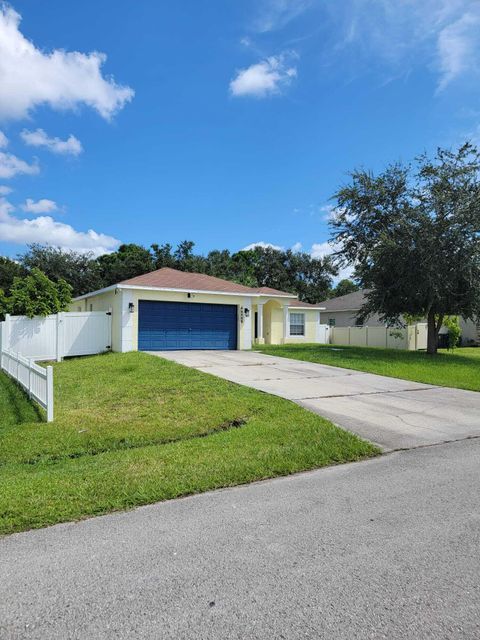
[[256, 344, 480, 392], [0, 352, 378, 535]]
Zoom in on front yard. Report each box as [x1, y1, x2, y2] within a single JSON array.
[[0, 352, 378, 535], [257, 344, 480, 392]]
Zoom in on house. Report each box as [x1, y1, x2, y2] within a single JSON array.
[[318, 289, 479, 346], [71, 267, 325, 352], [317, 290, 385, 328]]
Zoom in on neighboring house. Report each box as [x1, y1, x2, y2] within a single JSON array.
[[318, 289, 479, 346], [71, 267, 325, 352], [318, 290, 385, 328]]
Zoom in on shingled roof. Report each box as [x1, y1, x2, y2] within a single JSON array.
[[119, 268, 295, 297], [317, 289, 367, 311]]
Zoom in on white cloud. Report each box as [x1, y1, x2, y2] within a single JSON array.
[[310, 240, 353, 281], [253, 0, 312, 33], [0, 197, 119, 256], [0, 185, 12, 195], [0, 131, 8, 148], [230, 53, 297, 98], [21, 198, 59, 214], [332, 0, 480, 92], [21, 129, 83, 156], [437, 10, 480, 91], [0, 5, 134, 121], [242, 240, 304, 252], [242, 241, 284, 251], [310, 240, 337, 260], [0, 151, 39, 179]]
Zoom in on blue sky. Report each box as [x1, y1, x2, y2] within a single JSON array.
[[0, 0, 479, 266]]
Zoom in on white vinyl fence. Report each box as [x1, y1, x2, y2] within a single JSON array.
[[0, 311, 112, 422], [0, 311, 112, 361], [1, 349, 54, 421], [330, 324, 427, 351]]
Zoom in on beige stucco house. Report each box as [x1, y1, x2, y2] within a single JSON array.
[[71, 267, 325, 352]]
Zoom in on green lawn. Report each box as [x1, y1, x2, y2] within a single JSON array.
[[0, 352, 378, 535], [257, 344, 480, 392]]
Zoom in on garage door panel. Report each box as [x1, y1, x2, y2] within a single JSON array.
[[138, 301, 237, 351]]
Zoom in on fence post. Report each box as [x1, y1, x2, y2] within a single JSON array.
[[348, 326, 351, 346], [4, 314, 11, 351], [46, 366, 54, 422], [28, 358, 32, 398], [56, 313, 64, 362]]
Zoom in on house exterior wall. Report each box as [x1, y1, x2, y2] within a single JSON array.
[[320, 309, 385, 327], [267, 305, 284, 344], [71, 288, 256, 351], [283, 310, 320, 344], [70, 287, 328, 350]]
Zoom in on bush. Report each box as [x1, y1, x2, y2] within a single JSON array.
[[443, 316, 461, 349]]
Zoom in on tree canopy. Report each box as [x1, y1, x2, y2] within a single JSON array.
[[7, 241, 337, 303], [330, 279, 360, 299], [0, 268, 72, 318], [330, 143, 480, 353]]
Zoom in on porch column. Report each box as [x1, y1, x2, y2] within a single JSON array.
[[257, 303, 264, 342], [283, 304, 289, 342]]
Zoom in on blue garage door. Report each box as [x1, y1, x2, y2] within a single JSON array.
[[138, 300, 238, 351]]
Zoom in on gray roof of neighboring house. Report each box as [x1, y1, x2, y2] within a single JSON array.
[[318, 289, 368, 311]]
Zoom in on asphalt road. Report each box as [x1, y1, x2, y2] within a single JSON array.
[[1, 438, 479, 639], [155, 350, 480, 451]]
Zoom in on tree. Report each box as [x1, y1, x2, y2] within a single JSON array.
[[331, 279, 360, 298], [330, 143, 480, 354], [19, 244, 102, 297], [151, 243, 175, 269], [173, 240, 208, 273], [0, 256, 26, 295], [0, 268, 72, 318], [95, 244, 154, 286]]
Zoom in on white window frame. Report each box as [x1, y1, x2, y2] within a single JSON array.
[[289, 312, 305, 337]]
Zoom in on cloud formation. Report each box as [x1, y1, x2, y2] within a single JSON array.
[[0, 197, 119, 256], [230, 53, 297, 97], [0, 5, 134, 121], [21, 129, 83, 156], [21, 198, 59, 214], [242, 241, 284, 251], [0, 152, 39, 179], [0, 129, 39, 178], [253, 0, 312, 33], [332, 0, 480, 91]]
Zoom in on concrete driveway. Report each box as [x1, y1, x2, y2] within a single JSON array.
[[2, 439, 479, 639], [154, 350, 480, 451]]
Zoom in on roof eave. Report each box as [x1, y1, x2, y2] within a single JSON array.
[[73, 283, 297, 301]]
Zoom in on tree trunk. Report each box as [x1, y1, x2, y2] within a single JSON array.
[[427, 308, 439, 354]]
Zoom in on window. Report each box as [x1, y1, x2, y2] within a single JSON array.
[[328, 318, 336, 327], [355, 318, 363, 327], [290, 312, 305, 336]]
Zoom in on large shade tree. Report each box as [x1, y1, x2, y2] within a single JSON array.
[[330, 143, 480, 354]]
